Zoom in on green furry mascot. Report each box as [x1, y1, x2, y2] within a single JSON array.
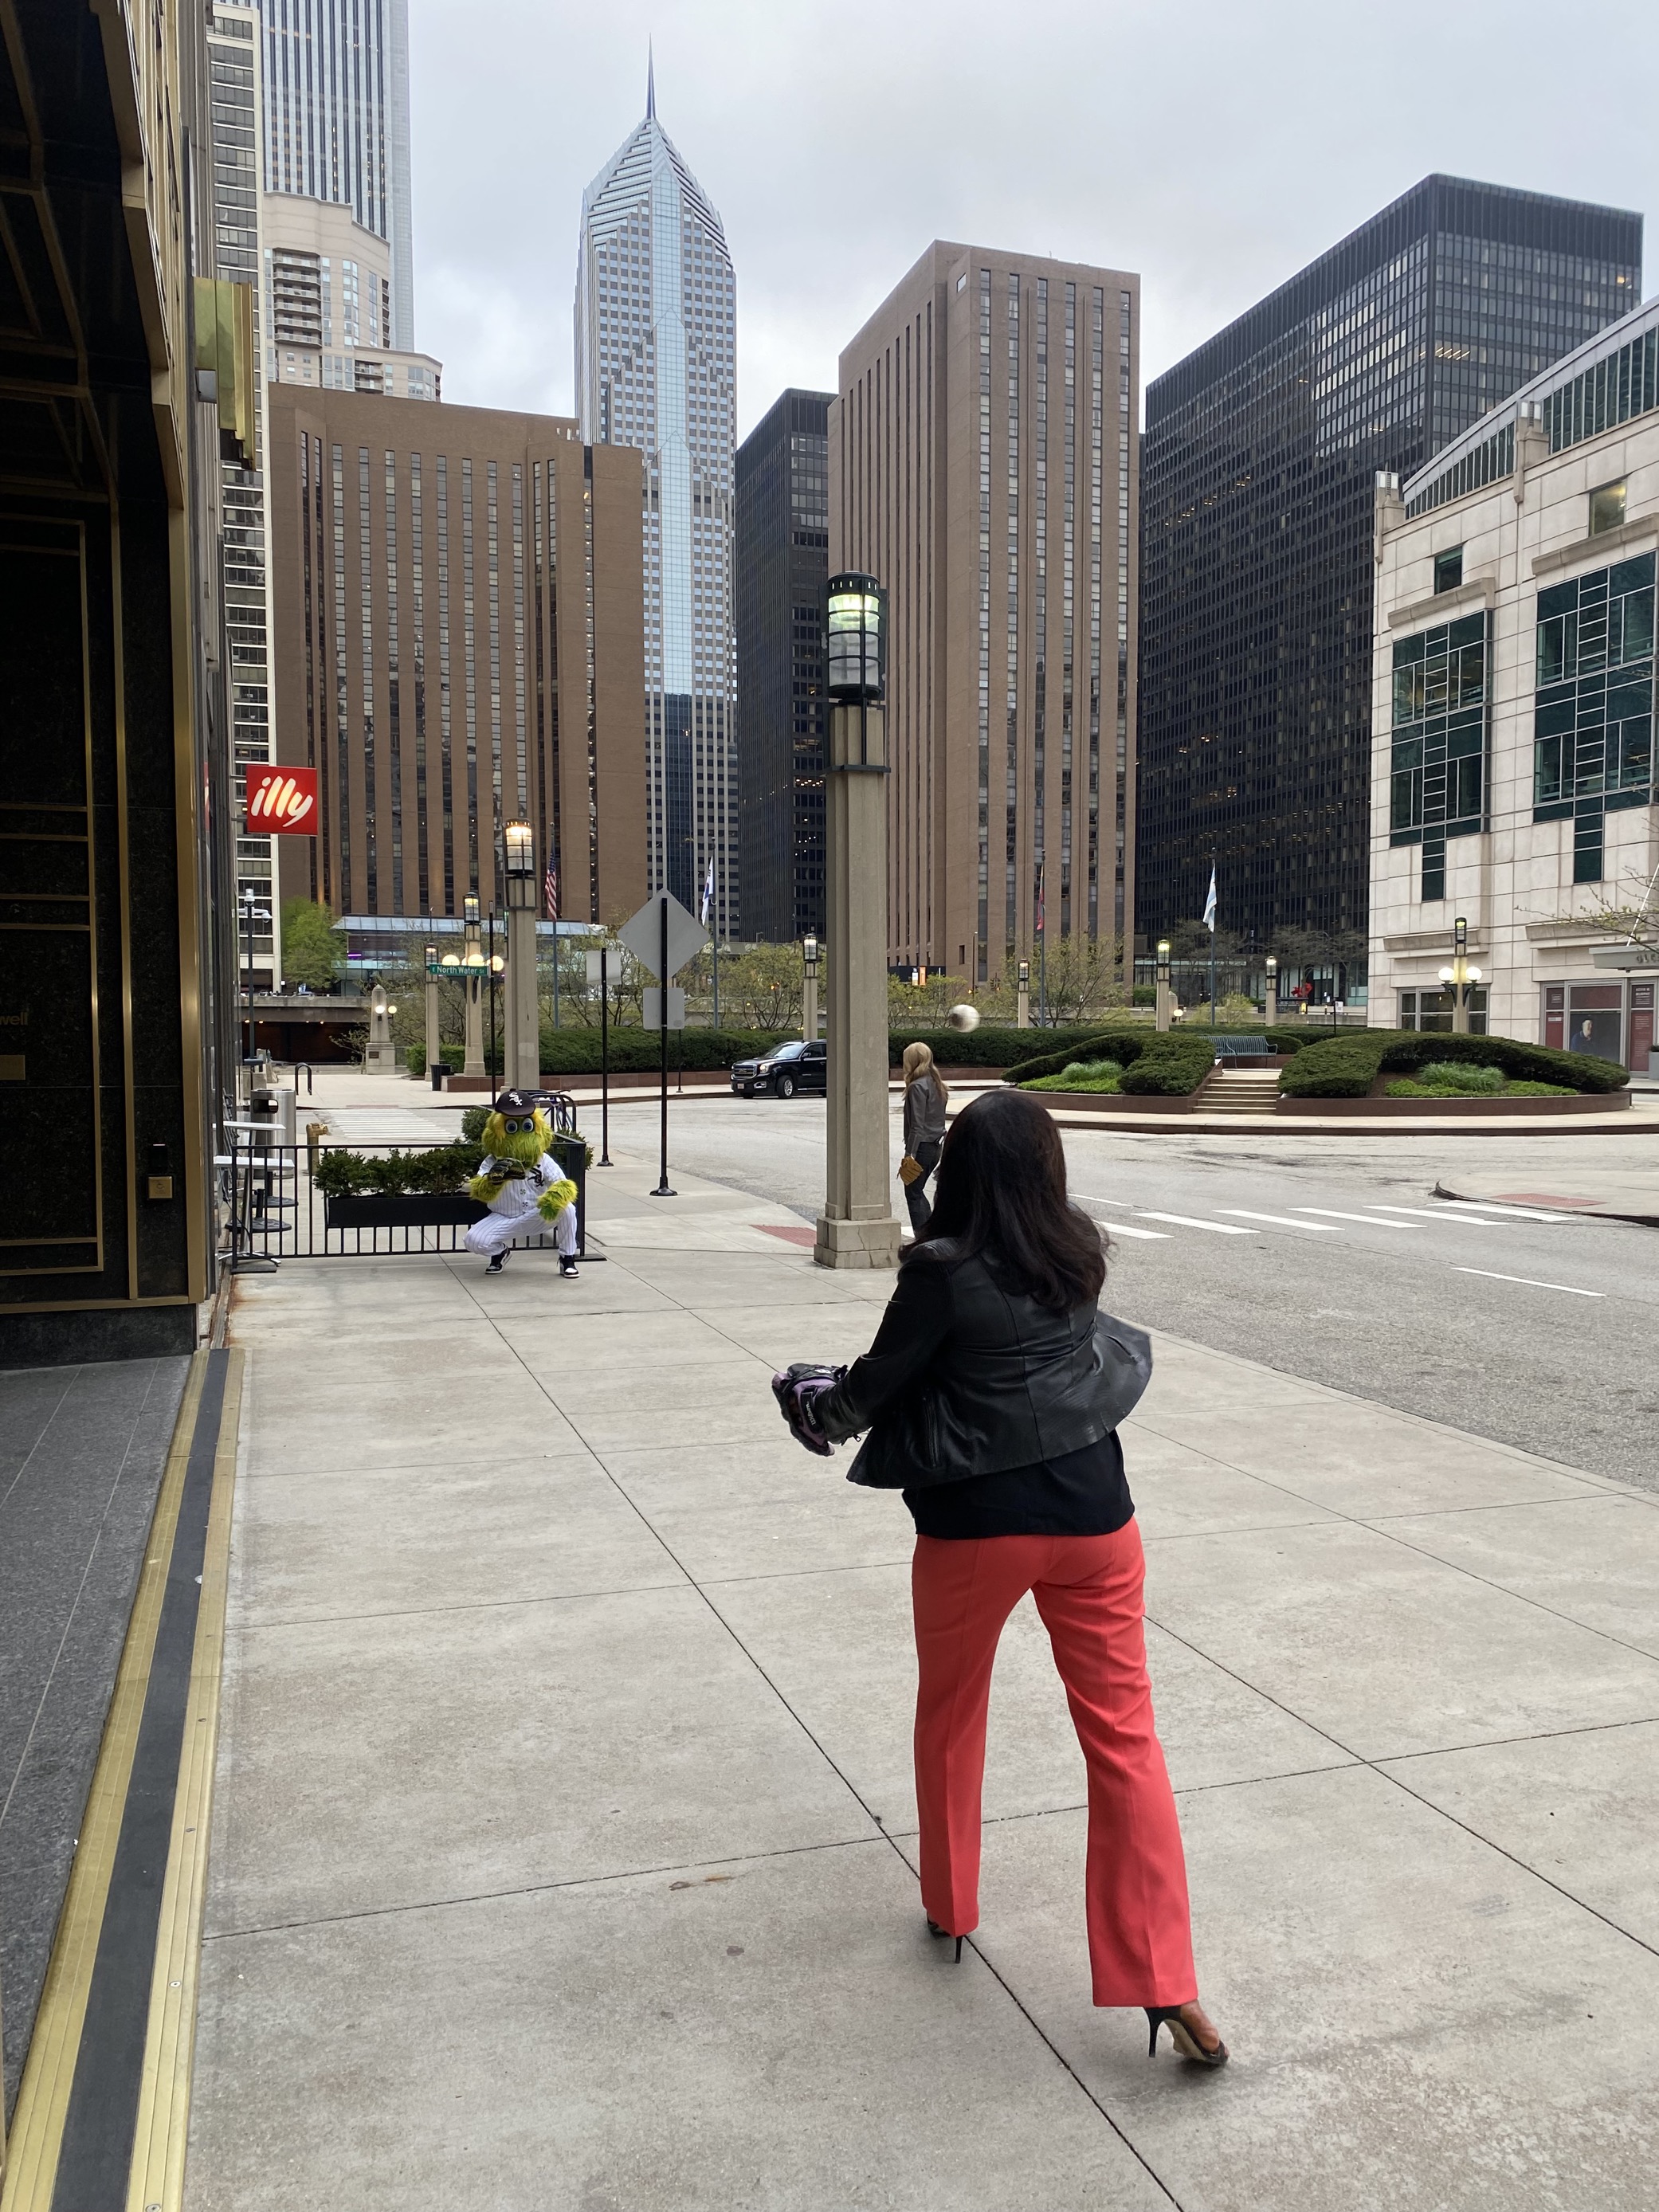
[[464, 1090, 580, 1277]]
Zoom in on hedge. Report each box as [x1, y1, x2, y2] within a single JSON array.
[[1279, 1030, 1629, 1099], [886, 1025, 1143, 1070], [998, 1029, 1218, 1096]]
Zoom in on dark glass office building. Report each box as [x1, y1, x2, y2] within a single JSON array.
[[735, 390, 833, 942], [1137, 175, 1641, 957]]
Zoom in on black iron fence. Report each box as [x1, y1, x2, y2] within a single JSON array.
[[222, 1123, 591, 1265]]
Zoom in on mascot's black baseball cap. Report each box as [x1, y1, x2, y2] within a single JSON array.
[[491, 1088, 539, 1114]]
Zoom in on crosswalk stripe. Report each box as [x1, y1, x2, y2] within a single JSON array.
[[1367, 1205, 1512, 1226], [1137, 1212, 1258, 1235], [1073, 1198, 1171, 1240], [1296, 1208, 1422, 1227], [1438, 1200, 1579, 1223], [1219, 1210, 1343, 1231]]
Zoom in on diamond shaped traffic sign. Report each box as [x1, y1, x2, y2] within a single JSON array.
[[618, 891, 708, 982]]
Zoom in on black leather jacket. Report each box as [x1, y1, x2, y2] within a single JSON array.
[[818, 1245, 1145, 1491]]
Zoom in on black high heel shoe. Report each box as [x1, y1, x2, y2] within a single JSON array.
[[927, 1918, 963, 1963], [1144, 2005, 1229, 2067]]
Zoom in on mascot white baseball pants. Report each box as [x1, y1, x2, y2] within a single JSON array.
[[465, 1202, 577, 1259]]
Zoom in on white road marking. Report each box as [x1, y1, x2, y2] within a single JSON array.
[[1219, 1210, 1343, 1231], [1366, 1205, 1512, 1225], [1136, 1212, 1259, 1235], [1073, 1198, 1171, 1240], [1296, 1208, 1422, 1227], [1438, 1201, 1581, 1223], [1454, 1268, 1604, 1298]]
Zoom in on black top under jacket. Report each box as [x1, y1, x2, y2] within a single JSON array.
[[817, 1240, 1149, 1528], [905, 1428, 1133, 1540]]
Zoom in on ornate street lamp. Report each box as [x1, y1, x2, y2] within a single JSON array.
[[817, 575, 900, 1269], [1017, 959, 1031, 1030], [1264, 952, 1278, 1027], [502, 822, 539, 1088], [1155, 938, 1173, 1033], [802, 933, 820, 1042], [1439, 916, 1482, 1036], [460, 894, 487, 1077]]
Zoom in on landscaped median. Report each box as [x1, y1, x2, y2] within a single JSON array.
[[1005, 1026, 1319, 1111], [1000, 1023, 1632, 1120], [1277, 1030, 1630, 1114]]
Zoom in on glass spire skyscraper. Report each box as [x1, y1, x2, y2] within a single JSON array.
[[257, 0, 415, 351], [575, 73, 737, 930]]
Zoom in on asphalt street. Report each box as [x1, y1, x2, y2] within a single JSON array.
[[594, 1090, 1659, 1493]]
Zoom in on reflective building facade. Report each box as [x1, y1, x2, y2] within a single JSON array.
[[1137, 175, 1641, 952], [735, 390, 832, 943], [257, 0, 415, 351], [575, 80, 737, 932]]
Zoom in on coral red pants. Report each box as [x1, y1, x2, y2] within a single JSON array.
[[911, 1520, 1196, 2008]]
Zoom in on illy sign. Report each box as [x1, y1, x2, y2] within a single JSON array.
[[246, 765, 319, 833]]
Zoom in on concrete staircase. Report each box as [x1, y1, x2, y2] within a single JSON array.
[[1206, 1065, 1283, 1115]]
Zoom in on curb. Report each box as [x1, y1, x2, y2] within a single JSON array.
[[1433, 1179, 1659, 1226]]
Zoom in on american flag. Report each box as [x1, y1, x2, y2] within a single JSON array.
[[1034, 857, 1045, 935], [543, 864, 559, 921]]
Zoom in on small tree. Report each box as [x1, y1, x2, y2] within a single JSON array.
[[280, 899, 341, 989], [720, 941, 805, 1029]]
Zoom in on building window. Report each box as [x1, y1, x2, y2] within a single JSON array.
[[1399, 986, 1487, 1034], [1543, 980, 1624, 1061], [1390, 610, 1487, 900], [1533, 552, 1653, 835], [1433, 546, 1463, 594], [1589, 479, 1627, 535]]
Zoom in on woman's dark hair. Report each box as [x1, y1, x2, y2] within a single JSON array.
[[911, 1088, 1105, 1309]]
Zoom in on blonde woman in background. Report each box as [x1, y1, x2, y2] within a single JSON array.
[[899, 1041, 949, 1233]]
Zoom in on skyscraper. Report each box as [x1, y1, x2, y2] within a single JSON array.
[[833, 244, 1139, 982], [257, 0, 416, 351], [575, 73, 738, 932], [735, 390, 833, 943], [1136, 175, 1641, 959]]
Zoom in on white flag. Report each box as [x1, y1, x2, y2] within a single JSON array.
[[1202, 865, 1217, 935], [700, 859, 715, 929]]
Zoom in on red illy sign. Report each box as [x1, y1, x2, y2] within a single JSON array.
[[246, 765, 318, 833]]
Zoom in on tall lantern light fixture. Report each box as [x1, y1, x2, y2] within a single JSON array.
[[816, 575, 902, 1269], [461, 892, 487, 1079], [503, 822, 539, 1090]]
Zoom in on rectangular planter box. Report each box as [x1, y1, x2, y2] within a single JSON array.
[[324, 1193, 487, 1229], [1277, 1091, 1627, 1115]]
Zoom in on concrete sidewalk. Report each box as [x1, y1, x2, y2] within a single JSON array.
[[1437, 1160, 1659, 1225], [186, 1146, 1659, 2210]]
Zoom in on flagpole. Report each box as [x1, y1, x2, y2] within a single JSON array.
[[1208, 853, 1218, 1027], [1036, 856, 1047, 1028]]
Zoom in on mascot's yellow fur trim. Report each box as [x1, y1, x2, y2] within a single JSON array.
[[466, 1107, 576, 1217]]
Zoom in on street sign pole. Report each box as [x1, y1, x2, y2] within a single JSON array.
[[652, 894, 674, 1196]]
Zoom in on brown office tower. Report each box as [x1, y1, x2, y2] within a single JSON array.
[[832, 244, 1139, 985], [266, 387, 647, 924]]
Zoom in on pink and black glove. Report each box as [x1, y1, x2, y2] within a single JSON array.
[[771, 1363, 845, 1457]]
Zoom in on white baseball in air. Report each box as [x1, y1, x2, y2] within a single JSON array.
[[947, 1003, 981, 1032]]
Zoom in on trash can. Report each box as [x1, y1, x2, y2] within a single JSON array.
[[249, 1085, 298, 1148]]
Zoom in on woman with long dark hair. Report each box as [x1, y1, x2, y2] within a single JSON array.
[[780, 1088, 1226, 2066]]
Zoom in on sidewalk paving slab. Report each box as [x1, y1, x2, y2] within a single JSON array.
[[184, 1139, 1659, 2210]]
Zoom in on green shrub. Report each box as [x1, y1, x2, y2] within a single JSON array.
[[1503, 1080, 1579, 1097], [1416, 1061, 1505, 1093], [1131, 985, 1157, 1007], [1281, 1030, 1627, 1099], [1119, 1034, 1218, 1095], [538, 1026, 794, 1074], [313, 1141, 483, 1198], [889, 1024, 1142, 1071], [1024, 1058, 1124, 1094]]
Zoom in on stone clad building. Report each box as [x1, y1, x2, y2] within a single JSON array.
[[1371, 296, 1659, 1069], [832, 243, 1139, 983], [266, 387, 647, 927]]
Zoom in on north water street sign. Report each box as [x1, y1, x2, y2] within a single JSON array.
[[618, 890, 708, 982]]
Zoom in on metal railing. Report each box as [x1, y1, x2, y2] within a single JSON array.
[[222, 1117, 589, 1265]]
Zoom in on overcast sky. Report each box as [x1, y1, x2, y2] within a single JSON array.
[[408, 0, 1659, 439]]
